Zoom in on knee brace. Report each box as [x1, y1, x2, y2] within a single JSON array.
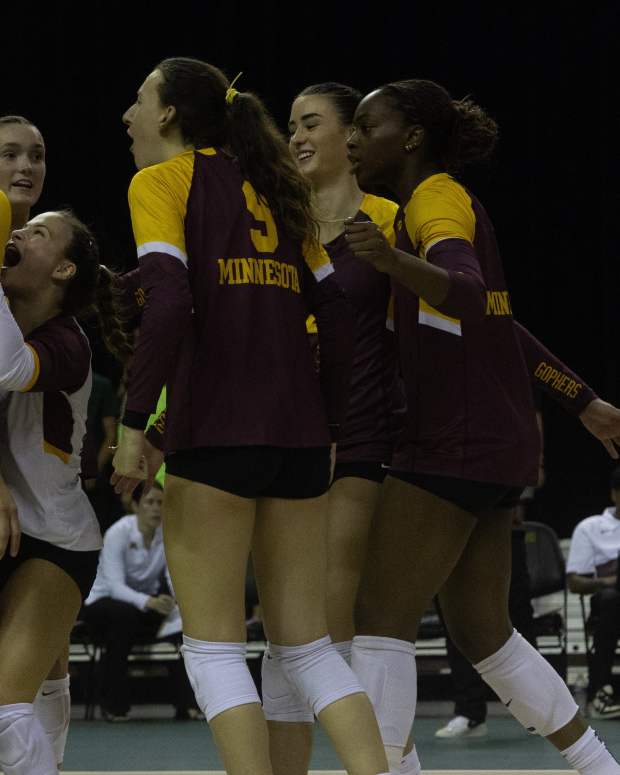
[[269, 635, 362, 717], [181, 636, 260, 722], [261, 647, 314, 723], [474, 629, 578, 737], [351, 635, 417, 750], [0, 703, 57, 775], [34, 675, 70, 765]]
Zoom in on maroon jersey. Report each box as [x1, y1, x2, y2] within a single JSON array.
[[123, 149, 353, 452], [391, 173, 540, 487], [320, 195, 405, 464]]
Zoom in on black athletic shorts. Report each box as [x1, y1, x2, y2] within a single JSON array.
[[0, 533, 100, 600], [388, 470, 523, 513], [166, 445, 331, 499], [332, 461, 387, 485]]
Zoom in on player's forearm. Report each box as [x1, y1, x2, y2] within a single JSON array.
[[515, 321, 597, 415], [389, 242, 486, 322]]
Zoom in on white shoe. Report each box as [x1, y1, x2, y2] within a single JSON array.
[[435, 715, 488, 738]]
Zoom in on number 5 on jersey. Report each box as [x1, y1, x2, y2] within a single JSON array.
[[242, 181, 279, 253]]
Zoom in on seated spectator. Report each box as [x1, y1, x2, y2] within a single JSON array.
[[567, 466, 620, 718], [83, 481, 198, 721]]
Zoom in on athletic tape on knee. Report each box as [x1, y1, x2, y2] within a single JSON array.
[[0, 703, 57, 775], [351, 635, 417, 749], [474, 629, 578, 737], [181, 636, 260, 722], [34, 675, 70, 765], [269, 635, 362, 717], [261, 646, 314, 723]]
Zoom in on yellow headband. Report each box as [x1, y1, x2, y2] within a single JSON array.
[[225, 72, 243, 105]]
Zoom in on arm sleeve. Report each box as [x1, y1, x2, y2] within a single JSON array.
[[566, 523, 596, 575], [302, 255, 355, 440], [0, 286, 89, 393], [424, 238, 487, 321], [404, 180, 486, 321], [99, 525, 150, 610], [514, 321, 597, 415], [145, 408, 166, 451], [117, 267, 145, 326], [123, 168, 193, 430]]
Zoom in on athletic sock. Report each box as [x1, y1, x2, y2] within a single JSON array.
[[561, 726, 620, 774], [34, 674, 70, 765]]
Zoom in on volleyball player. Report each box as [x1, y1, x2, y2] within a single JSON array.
[[0, 114, 74, 768], [344, 79, 620, 775], [0, 209, 131, 775], [111, 58, 389, 775]]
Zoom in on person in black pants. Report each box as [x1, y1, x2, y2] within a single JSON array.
[[83, 481, 198, 720]]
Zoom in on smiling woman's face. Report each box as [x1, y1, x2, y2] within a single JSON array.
[[0, 122, 46, 213]]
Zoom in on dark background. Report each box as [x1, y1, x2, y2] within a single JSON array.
[[2, 2, 617, 536]]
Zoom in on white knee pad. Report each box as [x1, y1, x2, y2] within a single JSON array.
[[333, 639, 352, 665], [474, 629, 578, 737], [34, 674, 70, 765], [270, 635, 362, 717], [351, 635, 417, 750], [181, 636, 260, 722], [261, 647, 314, 723], [0, 703, 57, 775]]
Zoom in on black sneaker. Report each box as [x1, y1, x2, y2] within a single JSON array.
[[591, 685, 620, 719]]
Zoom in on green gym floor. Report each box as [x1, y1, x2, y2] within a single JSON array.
[[61, 702, 620, 773]]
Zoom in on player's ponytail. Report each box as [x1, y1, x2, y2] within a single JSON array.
[[226, 91, 317, 245], [155, 57, 317, 245], [55, 210, 133, 364], [380, 79, 498, 173]]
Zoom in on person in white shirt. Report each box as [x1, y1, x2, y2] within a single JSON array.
[[83, 481, 197, 721], [567, 466, 620, 718]]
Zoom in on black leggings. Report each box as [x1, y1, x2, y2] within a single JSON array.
[[82, 598, 196, 715]]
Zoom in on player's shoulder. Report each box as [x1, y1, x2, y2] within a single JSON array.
[[129, 151, 196, 197], [360, 194, 398, 232], [410, 173, 470, 208]]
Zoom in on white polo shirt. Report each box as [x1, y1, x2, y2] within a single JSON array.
[[566, 507, 620, 577], [85, 514, 166, 610]]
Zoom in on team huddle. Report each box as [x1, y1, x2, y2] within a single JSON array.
[[2, 57, 620, 775]]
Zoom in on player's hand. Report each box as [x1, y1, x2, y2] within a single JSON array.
[[344, 218, 395, 273], [329, 443, 337, 485], [111, 426, 147, 496], [579, 398, 620, 459], [0, 476, 20, 559]]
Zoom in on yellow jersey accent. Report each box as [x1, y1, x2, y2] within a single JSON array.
[[128, 149, 215, 265], [403, 173, 475, 256], [19, 344, 41, 392], [0, 190, 11, 268], [43, 441, 71, 464], [302, 239, 334, 282], [402, 175, 469, 336], [359, 194, 399, 247], [306, 314, 318, 334]]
